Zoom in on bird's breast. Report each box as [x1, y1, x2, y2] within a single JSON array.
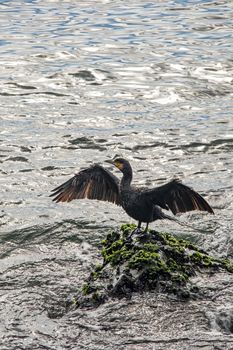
[[120, 190, 154, 222]]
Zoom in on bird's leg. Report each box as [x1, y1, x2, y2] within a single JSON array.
[[135, 222, 150, 243], [144, 222, 149, 232], [134, 221, 142, 234], [131, 221, 142, 233], [127, 221, 142, 241]]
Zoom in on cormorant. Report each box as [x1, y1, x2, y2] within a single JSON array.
[[50, 158, 214, 231]]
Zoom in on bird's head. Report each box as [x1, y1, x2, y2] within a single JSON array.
[[106, 157, 132, 176], [112, 158, 132, 175]]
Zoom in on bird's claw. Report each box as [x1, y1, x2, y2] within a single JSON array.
[[125, 227, 143, 242], [132, 227, 142, 235]]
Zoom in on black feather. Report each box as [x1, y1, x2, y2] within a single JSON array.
[[50, 159, 214, 231]]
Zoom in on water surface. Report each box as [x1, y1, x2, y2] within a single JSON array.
[[0, 1, 233, 349]]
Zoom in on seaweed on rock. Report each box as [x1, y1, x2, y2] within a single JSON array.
[[69, 224, 233, 309]]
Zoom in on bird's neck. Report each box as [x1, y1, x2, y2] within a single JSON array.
[[120, 170, 133, 190]]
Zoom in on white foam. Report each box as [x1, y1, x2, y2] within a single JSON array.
[[191, 66, 233, 84]]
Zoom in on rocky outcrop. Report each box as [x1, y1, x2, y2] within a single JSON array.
[[69, 224, 233, 309]]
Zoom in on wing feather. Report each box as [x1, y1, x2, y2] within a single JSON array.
[[143, 179, 214, 215], [50, 164, 120, 205]]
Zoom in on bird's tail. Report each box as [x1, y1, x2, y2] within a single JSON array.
[[161, 212, 213, 234]]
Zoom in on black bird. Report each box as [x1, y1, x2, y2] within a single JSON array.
[[50, 158, 214, 231]]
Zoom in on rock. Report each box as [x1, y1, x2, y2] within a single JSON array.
[[68, 224, 233, 309]]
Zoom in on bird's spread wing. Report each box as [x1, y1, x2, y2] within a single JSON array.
[[50, 164, 120, 205], [142, 179, 214, 215]]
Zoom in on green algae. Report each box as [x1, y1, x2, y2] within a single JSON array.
[[81, 282, 92, 295], [73, 223, 233, 308], [128, 250, 162, 269], [101, 238, 128, 266], [223, 259, 233, 273]]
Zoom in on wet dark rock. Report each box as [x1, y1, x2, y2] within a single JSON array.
[[68, 224, 233, 310]]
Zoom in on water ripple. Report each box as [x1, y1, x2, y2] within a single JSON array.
[[0, 1, 233, 349]]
